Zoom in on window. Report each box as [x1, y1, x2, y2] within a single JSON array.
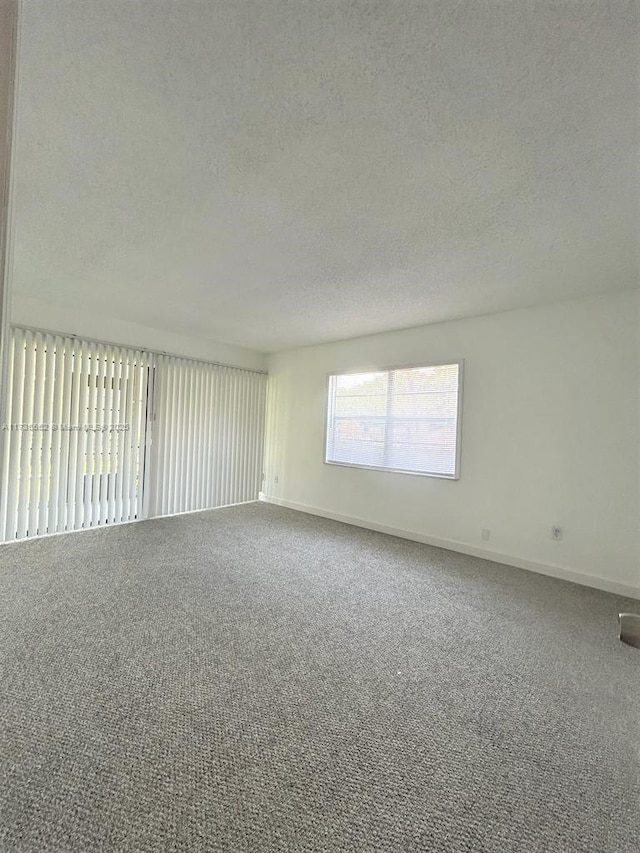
[[325, 362, 462, 479]]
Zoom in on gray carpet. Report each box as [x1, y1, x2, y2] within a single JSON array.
[[0, 502, 638, 852]]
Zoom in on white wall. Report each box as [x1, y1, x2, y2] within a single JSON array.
[[11, 294, 266, 371], [0, 1, 18, 437], [263, 291, 640, 596]]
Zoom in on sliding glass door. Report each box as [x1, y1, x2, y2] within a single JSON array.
[[0, 327, 267, 542], [0, 329, 150, 540]]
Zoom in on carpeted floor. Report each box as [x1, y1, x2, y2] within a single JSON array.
[[0, 502, 638, 852]]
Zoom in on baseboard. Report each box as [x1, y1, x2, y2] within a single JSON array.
[[260, 495, 640, 601]]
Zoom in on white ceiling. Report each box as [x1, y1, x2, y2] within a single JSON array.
[[10, 1, 639, 353]]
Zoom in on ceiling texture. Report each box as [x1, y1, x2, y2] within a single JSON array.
[[10, 0, 639, 352]]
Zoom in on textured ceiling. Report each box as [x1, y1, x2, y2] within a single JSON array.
[[10, 0, 639, 352]]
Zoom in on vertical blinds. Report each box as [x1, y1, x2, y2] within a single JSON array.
[[0, 328, 150, 540], [148, 355, 267, 518], [0, 327, 267, 542], [326, 363, 462, 478]]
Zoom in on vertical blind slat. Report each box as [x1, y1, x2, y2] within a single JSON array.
[[113, 350, 126, 524], [104, 345, 115, 523], [1, 332, 20, 539], [37, 335, 56, 535], [120, 352, 134, 523], [133, 352, 145, 519], [17, 331, 36, 538], [74, 338, 89, 530], [59, 341, 74, 532]]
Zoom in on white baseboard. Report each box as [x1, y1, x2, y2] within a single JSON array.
[[260, 495, 640, 600]]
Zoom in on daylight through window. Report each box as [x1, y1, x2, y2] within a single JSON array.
[[325, 363, 462, 479]]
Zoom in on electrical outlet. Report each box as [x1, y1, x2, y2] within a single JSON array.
[[481, 528, 490, 542], [552, 525, 563, 541]]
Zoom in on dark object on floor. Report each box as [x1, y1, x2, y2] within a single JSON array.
[[619, 612, 640, 648]]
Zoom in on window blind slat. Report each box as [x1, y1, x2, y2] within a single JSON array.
[[37, 334, 56, 536], [17, 331, 37, 538], [1, 331, 22, 540], [103, 345, 115, 524]]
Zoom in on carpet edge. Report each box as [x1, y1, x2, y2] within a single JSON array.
[[260, 494, 640, 601]]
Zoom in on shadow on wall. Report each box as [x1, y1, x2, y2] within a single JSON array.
[[264, 367, 292, 496]]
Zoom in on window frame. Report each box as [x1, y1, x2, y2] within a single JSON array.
[[323, 360, 464, 480]]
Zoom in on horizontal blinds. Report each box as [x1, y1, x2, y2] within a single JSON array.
[[149, 355, 266, 517], [0, 328, 150, 540], [326, 363, 461, 478]]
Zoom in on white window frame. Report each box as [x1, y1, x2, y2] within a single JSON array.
[[324, 360, 463, 480]]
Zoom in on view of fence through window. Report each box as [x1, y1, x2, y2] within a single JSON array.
[[325, 363, 462, 478]]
